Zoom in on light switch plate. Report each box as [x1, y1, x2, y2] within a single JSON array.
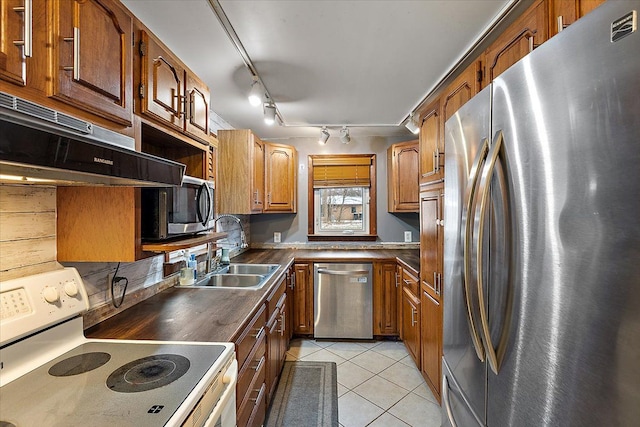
[[274, 232, 281, 243], [404, 231, 412, 242]]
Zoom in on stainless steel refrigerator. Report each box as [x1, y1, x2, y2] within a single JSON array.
[[442, 2, 640, 426]]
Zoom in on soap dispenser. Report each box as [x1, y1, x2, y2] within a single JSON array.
[[179, 250, 195, 286]]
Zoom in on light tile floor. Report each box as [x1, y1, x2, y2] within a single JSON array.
[[285, 338, 442, 427]]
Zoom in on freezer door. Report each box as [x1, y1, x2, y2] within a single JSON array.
[[489, 2, 640, 426], [443, 86, 492, 425]]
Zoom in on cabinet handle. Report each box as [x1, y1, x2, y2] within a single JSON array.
[[254, 189, 259, 204], [63, 27, 80, 80], [411, 308, 417, 326], [528, 37, 540, 52], [279, 312, 286, 336], [12, 0, 32, 57], [403, 278, 411, 286], [249, 383, 266, 403], [174, 94, 187, 117], [251, 326, 265, 339], [253, 355, 265, 372], [395, 272, 399, 288], [557, 16, 569, 33]]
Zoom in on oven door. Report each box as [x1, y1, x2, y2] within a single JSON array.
[[203, 359, 237, 427], [168, 176, 215, 236]]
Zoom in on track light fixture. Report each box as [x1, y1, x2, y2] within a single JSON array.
[[405, 113, 420, 134], [263, 102, 276, 125], [318, 127, 330, 144], [340, 126, 351, 144], [248, 76, 263, 107]]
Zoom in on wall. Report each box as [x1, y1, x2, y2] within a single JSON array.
[[250, 135, 419, 245]]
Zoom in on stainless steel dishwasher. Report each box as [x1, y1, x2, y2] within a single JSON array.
[[314, 263, 373, 339]]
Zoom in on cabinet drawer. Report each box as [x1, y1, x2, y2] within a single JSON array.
[[235, 304, 266, 369], [237, 331, 266, 409], [401, 267, 419, 297], [237, 361, 266, 427], [267, 275, 286, 319]]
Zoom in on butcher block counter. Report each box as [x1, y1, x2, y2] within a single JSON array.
[[85, 248, 419, 342]]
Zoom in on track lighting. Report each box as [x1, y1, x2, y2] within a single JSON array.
[[318, 127, 330, 144], [340, 126, 351, 144], [248, 76, 263, 107], [263, 102, 276, 125], [405, 113, 420, 134]]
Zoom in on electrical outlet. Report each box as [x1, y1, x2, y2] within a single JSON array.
[[404, 231, 412, 242], [274, 232, 281, 243]]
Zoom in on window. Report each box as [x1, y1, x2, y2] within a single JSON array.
[[308, 154, 377, 241]]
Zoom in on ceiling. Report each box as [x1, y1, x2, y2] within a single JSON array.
[[122, 0, 514, 141]]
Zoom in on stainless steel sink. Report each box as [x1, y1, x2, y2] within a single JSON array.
[[181, 263, 280, 290], [196, 273, 265, 288]]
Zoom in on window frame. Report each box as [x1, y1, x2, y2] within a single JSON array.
[[307, 154, 377, 241]]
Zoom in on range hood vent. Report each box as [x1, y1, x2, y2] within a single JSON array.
[[0, 92, 185, 186]]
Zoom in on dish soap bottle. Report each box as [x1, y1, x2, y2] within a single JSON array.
[[180, 251, 195, 286], [188, 253, 198, 280]]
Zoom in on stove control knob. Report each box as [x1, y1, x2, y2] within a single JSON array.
[[43, 287, 60, 304], [64, 281, 79, 297]]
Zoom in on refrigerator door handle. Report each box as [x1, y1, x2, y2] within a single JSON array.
[[474, 130, 508, 375], [462, 137, 490, 362], [442, 375, 459, 427]]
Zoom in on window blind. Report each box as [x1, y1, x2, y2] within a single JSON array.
[[311, 155, 373, 188]]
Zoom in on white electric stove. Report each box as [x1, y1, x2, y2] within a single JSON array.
[[0, 268, 237, 427]]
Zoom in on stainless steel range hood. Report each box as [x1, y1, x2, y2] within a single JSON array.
[[0, 92, 185, 186]]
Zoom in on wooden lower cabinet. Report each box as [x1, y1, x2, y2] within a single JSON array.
[[421, 286, 443, 403], [401, 286, 421, 367], [235, 304, 267, 427], [292, 263, 313, 335], [266, 275, 288, 402], [373, 261, 400, 336]]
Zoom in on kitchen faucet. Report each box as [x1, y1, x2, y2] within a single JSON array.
[[213, 214, 249, 249]]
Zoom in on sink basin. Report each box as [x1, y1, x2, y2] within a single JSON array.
[[182, 263, 280, 290], [224, 264, 279, 275], [196, 274, 265, 288]]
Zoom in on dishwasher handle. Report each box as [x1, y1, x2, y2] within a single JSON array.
[[316, 268, 371, 276]]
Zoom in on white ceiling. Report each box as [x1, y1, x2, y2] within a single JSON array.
[[122, 0, 513, 140]]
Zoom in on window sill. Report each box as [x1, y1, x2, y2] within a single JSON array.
[[307, 234, 378, 242]]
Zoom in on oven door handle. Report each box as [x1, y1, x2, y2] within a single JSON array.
[[203, 358, 238, 427]]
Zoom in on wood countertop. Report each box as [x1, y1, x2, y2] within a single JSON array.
[[85, 248, 419, 343]]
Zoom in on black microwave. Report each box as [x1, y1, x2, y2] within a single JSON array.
[[141, 176, 215, 241]]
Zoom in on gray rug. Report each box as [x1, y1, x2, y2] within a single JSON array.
[[266, 361, 339, 427]]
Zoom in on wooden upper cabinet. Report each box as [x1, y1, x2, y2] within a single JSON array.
[[138, 28, 211, 144], [387, 140, 419, 212], [184, 73, 210, 141], [252, 135, 265, 213], [482, 0, 548, 86], [442, 61, 480, 125], [139, 30, 185, 132], [218, 129, 297, 215], [418, 99, 442, 185], [549, 0, 605, 37], [50, 0, 133, 126], [1, 0, 33, 86], [264, 142, 297, 213]]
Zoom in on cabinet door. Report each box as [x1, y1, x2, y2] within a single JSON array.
[[140, 30, 185, 132], [442, 61, 479, 125], [292, 263, 313, 334], [420, 186, 444, 301], [184, 72, 210, 142], [402, 286, 421, 367], [251, 135, 265, 213], [266, 311, 280, 402], [373, 261, 399, 336], [388, 141, 419, 212], [483, 0, 547, 85], [1, 0, 29, 85], [51, 0, 132, 125], [264, 143, 296, 213], [418, 99, 442, 185], [421, 287, 442, 402], [550, 0, 605, 37]]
